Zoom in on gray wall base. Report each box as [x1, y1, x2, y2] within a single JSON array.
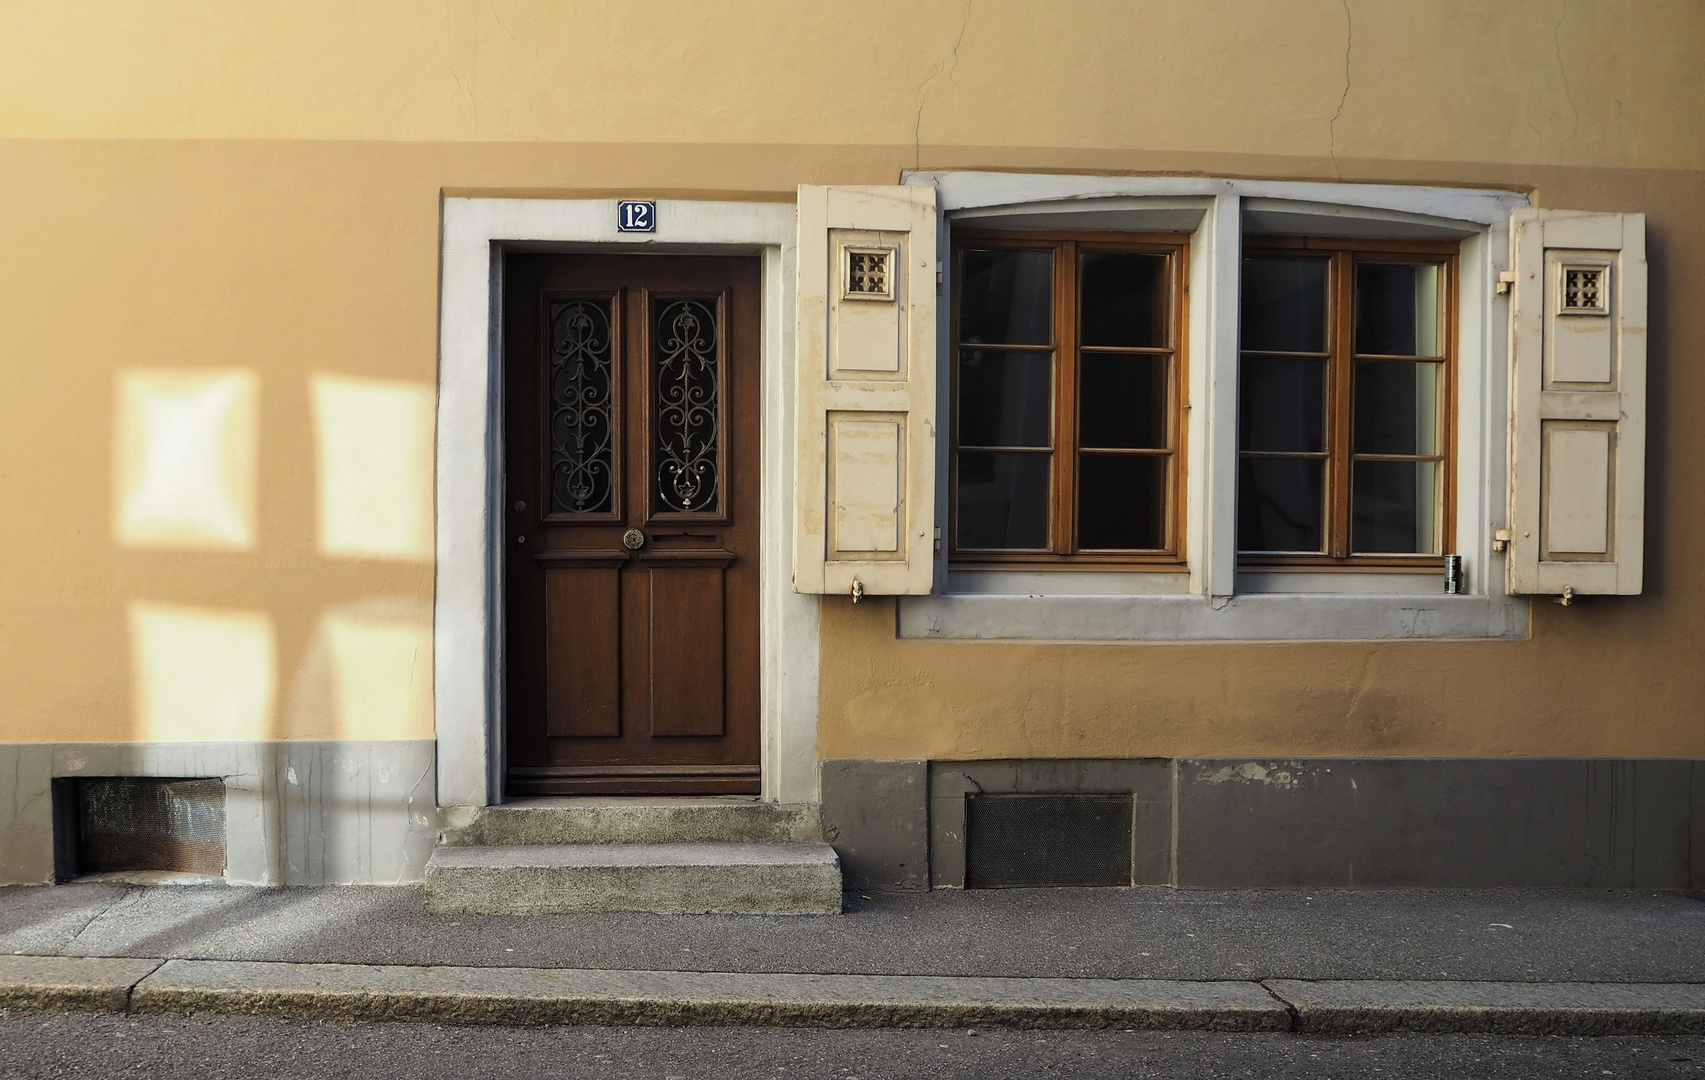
[[821, 757, 1705, 891], [0, 742, 437, 886]]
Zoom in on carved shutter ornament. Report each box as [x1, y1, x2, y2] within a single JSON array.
[[841, 246, 896, 302]]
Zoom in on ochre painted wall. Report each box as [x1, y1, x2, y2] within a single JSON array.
[[0, 2, 1699, 750]]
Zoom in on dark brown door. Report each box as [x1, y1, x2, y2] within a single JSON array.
[[503, 253, 761, 795]]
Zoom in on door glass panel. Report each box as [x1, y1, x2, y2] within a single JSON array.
[[653, 298, 720, 513], [548, 299, 616, 514], [1077, 453, 1166, 549], [1239, 356, 1327, 453], [1238, 457, 1326, 552], [1080, 354, 1167, 449], [1352, 460, 1439, 553], [1241, 256, 1329, 353], [956, 451, 1050, 549], [1080, 252, 1169, 347], [1355, 262, 1442, 356], [959, 249, 1053, 345], [1354, 360, 1441, 456], [958, 349, 1053, 447]]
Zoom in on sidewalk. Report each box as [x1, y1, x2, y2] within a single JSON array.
[[2, 883, 1703, 1033]]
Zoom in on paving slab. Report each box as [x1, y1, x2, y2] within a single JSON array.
[[0, 954, 162, 1012], [128, 959, 1290, 1030], [1268, 979, 1705, 1035], [5, 884, 1705, 983]]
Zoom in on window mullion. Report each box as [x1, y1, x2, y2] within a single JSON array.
[[1330, 251, 1356, 558], [1055, 240, 1078, 555]]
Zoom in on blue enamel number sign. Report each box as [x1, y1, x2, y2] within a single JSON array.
[[617, 200, 656, 233]]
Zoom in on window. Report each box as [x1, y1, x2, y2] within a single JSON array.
[[950, 234, 1187, 563], [1237, 240, 1455, 565]]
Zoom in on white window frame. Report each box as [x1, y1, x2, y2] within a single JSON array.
[[899, 171, 1532, 641]]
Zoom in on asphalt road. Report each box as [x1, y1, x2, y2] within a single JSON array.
[[3, 1011, 1705, 1080]]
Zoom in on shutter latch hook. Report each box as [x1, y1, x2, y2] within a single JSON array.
[[851, 578, 864, 604]]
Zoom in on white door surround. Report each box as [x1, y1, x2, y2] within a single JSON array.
[[434, 197, 817, 808]]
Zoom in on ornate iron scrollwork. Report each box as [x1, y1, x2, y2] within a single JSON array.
[[548, 300, 615, 514], [653, 299, 720, 513]]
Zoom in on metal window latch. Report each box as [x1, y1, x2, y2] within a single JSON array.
[[1492, 527, 1512, 554], [1496, 271, 1518, 295], [851, 578, 865, 604]]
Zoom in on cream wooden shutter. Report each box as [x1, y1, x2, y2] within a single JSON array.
[[793, 185, 938, 596], [1508, 210, 1647, 596]]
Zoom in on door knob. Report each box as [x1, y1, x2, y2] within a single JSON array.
[[622, 528, 646, 551]]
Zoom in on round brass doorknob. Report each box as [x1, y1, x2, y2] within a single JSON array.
[[622, 528, 646, 551]]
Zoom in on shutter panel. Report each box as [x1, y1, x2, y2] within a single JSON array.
[[1508, 210, 1647, 595], [793, 185, 938, 595]]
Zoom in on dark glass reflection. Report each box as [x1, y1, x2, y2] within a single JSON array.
[[1080, 252, 1168, 347], [959, 249, 1053, 345], [1242, 257, 1328, 353], [1353, 360, 1440, 456], [1080, 354, 1166, 449], [1352, 460, 1437, 553], [1078, 454, 1166, 549], [956, 451, 1050, 549], [1356, 262, 1441, 356], [959, 349, 1052, 447], [1239, 357, 1326, 453], [1238, 458, 1325, 552]]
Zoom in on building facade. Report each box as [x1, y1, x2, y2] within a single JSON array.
[[1, 1, 1701, 891]]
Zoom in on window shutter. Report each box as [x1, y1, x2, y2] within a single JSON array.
[[793, 185, 938, 595], [1508, 210, 1647, 596]]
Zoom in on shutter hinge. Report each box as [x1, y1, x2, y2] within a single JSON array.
[[1492, 527, 1512, 554], [936, 268, 944, 296], [934, 526, 942, 554], [1495, 271, 1518, 296]]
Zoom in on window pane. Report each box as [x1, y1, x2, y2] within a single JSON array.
[[1241, 256, 1328, 353], [1080, 354, 1166, 449], [1356, 262, 1441, 356], [1354, 360, 1441, 456], [1077, 453, 1166, 549], [1239, 356, 1326, 453], [956, 451, 1050, 549], [1352, 460, 1439, 553], [1080, 252, 1168, 347], [959, 349, 1052, 447], [959, 249, 1052, 345], [1238, 457, 1325, 552]]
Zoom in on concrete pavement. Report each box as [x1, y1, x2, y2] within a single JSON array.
[[1, 883, 1703, 1033]]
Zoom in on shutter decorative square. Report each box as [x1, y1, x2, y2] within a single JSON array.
[[1508, 210, 1646, 596], [794, 186, 938, 595]]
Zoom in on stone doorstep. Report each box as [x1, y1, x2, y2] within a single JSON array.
[[437, 801, 824, 847], [5, 957, 1705, 1034], [422, 842, 844, 916]]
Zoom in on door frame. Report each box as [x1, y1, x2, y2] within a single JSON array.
[[436, 197, 817, 807]]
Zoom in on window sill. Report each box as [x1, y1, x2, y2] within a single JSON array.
[[897, 591, 1530, 641]]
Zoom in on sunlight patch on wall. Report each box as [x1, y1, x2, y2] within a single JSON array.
[[312, 374, 435, 562], [115, 370, 258, 550], [323, 603, 434, 740], [130, 602, 276, 742]]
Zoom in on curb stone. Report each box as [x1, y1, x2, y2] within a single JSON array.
[[1266, 979, 1705, 1036], [0, 956, 164, 1013]]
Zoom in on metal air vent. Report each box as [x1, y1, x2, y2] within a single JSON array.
[[70, 777, 227, 877], [964, 793, 1134, 888]]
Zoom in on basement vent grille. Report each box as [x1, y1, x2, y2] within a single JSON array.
[[74, 777, 226, 876], [964, 793, 1134, 889]]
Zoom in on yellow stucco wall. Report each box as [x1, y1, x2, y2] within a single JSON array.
[[0, 2, 1699, 750]]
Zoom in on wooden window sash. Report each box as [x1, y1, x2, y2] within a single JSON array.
[[1239, 242, 1457, 568], [950, 231, 1188, 566]]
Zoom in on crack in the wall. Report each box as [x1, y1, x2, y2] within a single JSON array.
[[1328, 0, 1353, 178], [913, 0, 973, 172], [1553, 0, 1580, 165]]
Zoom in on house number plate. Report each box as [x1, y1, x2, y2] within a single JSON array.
[[617, 200, 656, 233]]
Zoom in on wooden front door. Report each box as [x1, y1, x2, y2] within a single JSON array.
[[503, 254, 761, 795]]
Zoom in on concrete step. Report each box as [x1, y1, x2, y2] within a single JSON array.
[[437, 799, 823, 847], [423, 842, 843, 915]]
